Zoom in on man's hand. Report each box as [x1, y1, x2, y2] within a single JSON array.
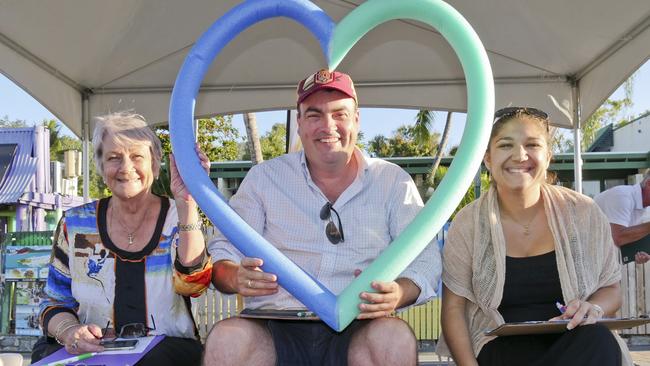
[[236, 257, 279, 297], [635, 251, 650, 264], [357, 280, 403, 319]]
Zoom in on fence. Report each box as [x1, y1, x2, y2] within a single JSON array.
[[192, 225, 650, 360], [191, 288, 443, 342], [194, 226, 447, 342], [620, 262, 650, 335]]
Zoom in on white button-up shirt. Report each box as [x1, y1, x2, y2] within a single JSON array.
[[208, 149, 441, 310]]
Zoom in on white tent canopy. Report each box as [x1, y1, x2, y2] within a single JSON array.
[[1, 0, 649, 196]]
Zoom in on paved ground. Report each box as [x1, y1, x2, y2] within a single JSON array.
[[631, 350, 650, 366], [17, 349, 650, 365], [418, 349, 650, 366]]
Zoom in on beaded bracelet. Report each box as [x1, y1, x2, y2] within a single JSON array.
[[178, 222, 202, 232]]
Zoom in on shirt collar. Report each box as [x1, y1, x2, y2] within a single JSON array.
[[299, 147, 369, 180]]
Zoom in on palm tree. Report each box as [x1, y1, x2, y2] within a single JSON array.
[[43, 119, 61, 161], [429, 112, 452, 180], [413, 109, 453, 183], [243, 112, 263, 165], [413, 110, 434, 146]]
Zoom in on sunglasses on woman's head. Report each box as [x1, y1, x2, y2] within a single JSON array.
[[320, 202, 344, 244], [494, 107, 549, 131]]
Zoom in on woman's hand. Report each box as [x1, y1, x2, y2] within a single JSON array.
[[170, 144, 210, 203], [236, 257, 278, 297], [61, 323, 105, 354], [550, 299, 604, 330]]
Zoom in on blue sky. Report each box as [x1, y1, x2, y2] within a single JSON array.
[[1, 60, 649, 152]]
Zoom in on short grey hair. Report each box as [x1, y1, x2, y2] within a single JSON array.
[[92, 111, 162, 177]]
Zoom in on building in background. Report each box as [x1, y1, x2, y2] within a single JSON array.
[[589, 112, 650, 153], [0, 125, 84, 336], [0, 125, 84, 236]]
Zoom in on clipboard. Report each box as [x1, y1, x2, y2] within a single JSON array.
[[485, 317, 650, 336], [620, 235, 650, 264], [239, 308, 320, 321], [31, 335, 165, 366]]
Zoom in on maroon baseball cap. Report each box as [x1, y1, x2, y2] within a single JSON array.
[[296, 69, 357, 106]]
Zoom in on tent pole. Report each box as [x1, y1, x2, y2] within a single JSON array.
[[82, 94, 90, 201], [571, 82, 583, 193]]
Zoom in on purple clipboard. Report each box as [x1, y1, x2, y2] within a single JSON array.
[[32, 335, 165, 366]]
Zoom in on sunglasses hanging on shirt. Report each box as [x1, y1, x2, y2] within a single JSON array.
[[103, 314, 156, 340], [320, 202, 344, 244]]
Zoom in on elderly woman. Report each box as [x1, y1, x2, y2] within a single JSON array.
[[438, 107, 631, 366], [31, 111, 211, 365]]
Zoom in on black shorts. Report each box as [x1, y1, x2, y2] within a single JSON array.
[[267, 320, 369, 366]]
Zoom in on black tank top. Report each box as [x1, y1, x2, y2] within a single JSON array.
[[498, 250, 564, 323]]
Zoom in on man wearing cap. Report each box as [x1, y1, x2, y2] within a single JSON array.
[[203, 69, 440, 366]]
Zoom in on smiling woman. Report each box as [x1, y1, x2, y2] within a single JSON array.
[[93, 113, 162, 201], [438, 107, 632, 365], [484, 107, 553, 194], [32, 111, 213, 366]]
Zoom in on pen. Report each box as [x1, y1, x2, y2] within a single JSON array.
[[556, 301, 567, 314], [45, 352, 97, 366]]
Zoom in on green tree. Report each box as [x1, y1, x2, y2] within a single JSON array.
[[427, 165, 490, 219], [367, 134, 391, 157], [154, 115, 240, 198], [356, 130, 366, 151], [156, 115, 241, 162], [259, 123, 286, 160], [153, 115, 240, 225], [0, 115, 29, 128], [429, 112, 453, 183], [241, 123, 286, 161], [413, 110, 434, 146], [367, 125, 439, 158], [43, 119, 64, 161]]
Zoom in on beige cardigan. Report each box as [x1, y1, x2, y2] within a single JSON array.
[[437, 184, 630, 364]]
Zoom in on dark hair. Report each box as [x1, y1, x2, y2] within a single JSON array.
[[489, 107, 551, 148], [487, 107, 555, 184]]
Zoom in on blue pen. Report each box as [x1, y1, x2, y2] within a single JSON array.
[[555, 301, 567, 314]]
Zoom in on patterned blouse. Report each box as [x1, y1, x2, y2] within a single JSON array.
[[39, 196, 212, 340]]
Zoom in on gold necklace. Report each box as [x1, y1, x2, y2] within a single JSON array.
[[507, 208, 541, 236], [111, 203, 148, 246]]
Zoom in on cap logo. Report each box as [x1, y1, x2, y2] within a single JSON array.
[[314, 69, 333, 84], [301, 69, 333, 94]]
